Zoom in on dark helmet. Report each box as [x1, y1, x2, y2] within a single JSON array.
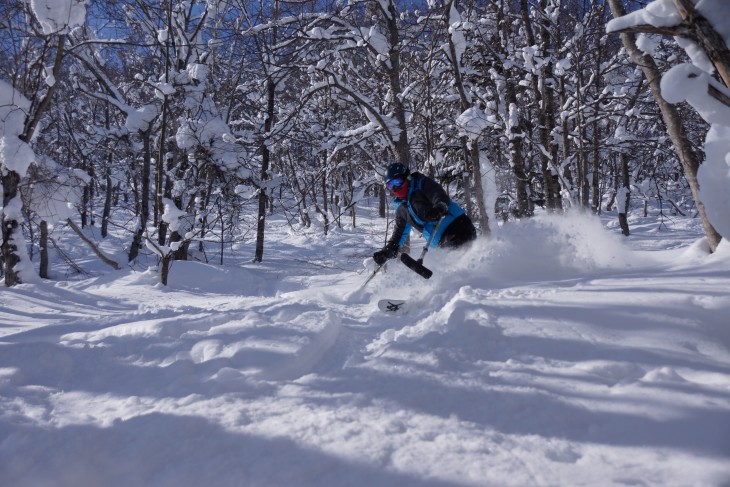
[[384, 162, 410, 183]]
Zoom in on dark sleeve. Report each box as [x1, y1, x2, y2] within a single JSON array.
[[421, 176, 450, 210], [386, 204, 410, 250]]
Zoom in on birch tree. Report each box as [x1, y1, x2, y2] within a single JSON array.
[[607, 0, 723, 251]]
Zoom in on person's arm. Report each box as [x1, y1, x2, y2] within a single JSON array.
[[387, 205, 410, 250], [373, 205, 410, 265], [421, 176, 450, 220]]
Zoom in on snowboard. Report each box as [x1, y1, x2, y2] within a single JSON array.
[[377, 299, 407, 314]]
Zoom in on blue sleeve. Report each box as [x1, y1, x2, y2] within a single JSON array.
[[398, 223, 412, 248]]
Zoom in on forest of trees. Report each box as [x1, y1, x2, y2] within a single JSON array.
[[1, 0, 727, 286]]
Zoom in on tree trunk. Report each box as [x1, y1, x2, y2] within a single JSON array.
[[558, 77, 575, 200], [618, 153, 631, 236], [101, 167, 113, 238], [81, 184, 90, 227], [544, 80, 563, 212], [253, 0, 279, 263], [253, 130, 273, 262], [39, 220, 49, 279], [578, 139, 590, 208], [156, 0, 172, 239], [521, 0, 561, 212], [459, 138, 474, 219], [160, 253, 172, 286], [591, 119, 601, 213], [443, 0, 489, 233], [309, 174, 329, 235], [382, 0, 411, 166], [590, 33, 605, 214], [128, 130, 153, 262], [2, 171, 23, 286], [605, 161, 618, 212], [156, 118, 169, 245], [322, 166, 328, 222], [504, 81, 531, 217], [469, 140, 490, 234]]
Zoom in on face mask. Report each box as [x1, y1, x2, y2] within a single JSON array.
[[390, 179, 409, 198]]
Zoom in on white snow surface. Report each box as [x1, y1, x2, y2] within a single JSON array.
[[1, 207, 729, 487]]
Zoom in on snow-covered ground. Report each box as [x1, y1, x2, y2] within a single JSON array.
[[1, 205, 729, 487]]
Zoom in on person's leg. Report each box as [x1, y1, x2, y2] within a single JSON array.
[[439, 215, 477, 249]]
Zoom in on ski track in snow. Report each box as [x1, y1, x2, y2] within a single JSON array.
[[1, 213, 730, 487]]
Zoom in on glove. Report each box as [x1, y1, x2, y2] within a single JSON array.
[[426, 201, 448, 221], [373, 245, 398, 265]]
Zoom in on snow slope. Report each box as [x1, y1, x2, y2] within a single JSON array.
[[1, 208, 729, 487]]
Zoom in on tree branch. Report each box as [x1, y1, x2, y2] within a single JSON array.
[[708, 83, 730, 107], [609, 23, 692, 39], [65, 219, 121, 270]]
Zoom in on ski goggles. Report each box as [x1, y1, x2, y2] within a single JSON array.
[[386, 178, 405, 190]]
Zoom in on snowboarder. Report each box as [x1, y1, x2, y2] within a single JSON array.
[[373, 162, 477, 266]]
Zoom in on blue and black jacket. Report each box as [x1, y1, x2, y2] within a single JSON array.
[[387, 172, 466, 251]]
